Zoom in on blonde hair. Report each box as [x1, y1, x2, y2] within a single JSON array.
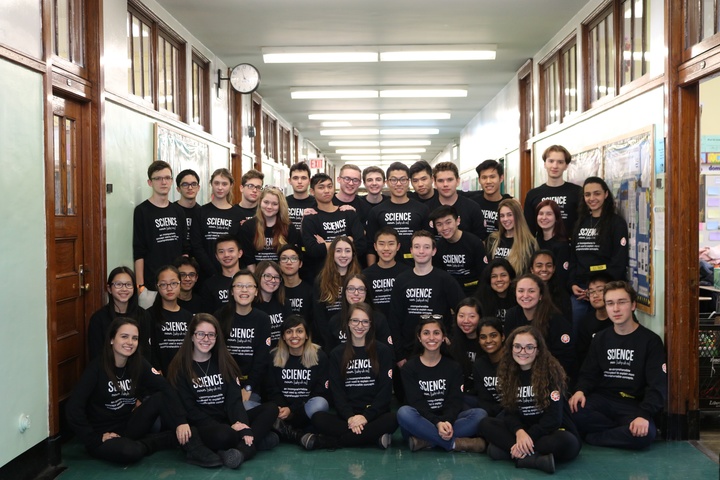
[[487, 198, 537, 274], [254, 189, 291, 251], [272, 315, 320, 368]]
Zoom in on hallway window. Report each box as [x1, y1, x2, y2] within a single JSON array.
[[586, 5, 616, 103], [53, 0, 85, 67], [191, 52, 210, 130], [686, 0, 720, 48], [540, 36, 577, 130]]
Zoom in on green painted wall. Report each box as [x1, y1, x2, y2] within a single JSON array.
[[0, 59, 49, 467]]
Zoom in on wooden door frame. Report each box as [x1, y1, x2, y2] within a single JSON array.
[[518, 59, 533, 200]]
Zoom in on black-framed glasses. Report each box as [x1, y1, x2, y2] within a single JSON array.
[[261, 273, 281, 282], [110, 281, 133, 289], [349, 318, 370, 327], [157, 281, 180, 290], [339, 176, 361, 185], [194, 331, 217, 340], [346, 286, 367, 294], [388, 177, 409, 185], [242, 183, 262, 191], [512, 344, 537, 353], [180, 182, 199, 189], [179, 272, 198, 279]]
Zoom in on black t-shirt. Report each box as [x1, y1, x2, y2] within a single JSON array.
[[408, 189, 439, 204], [433, 231, 488, 296], [472, 355, 502, 416], [267, 351, 329, 413], [177, 202, 202, 245], [576, 311, 612, 367], [301, 208, 366, 266], [236, 204, 257, 222], [177, 295, 203, 314], [467, 193, 513, 241], [332, 194, 372, 225], [239, 218, 301, 266], [149, 307, 193, 373], [286, 195, 317, 231], [537, 235, 571, 287], [284, 280, 314, 325], [401, 356, 464, 424], [200, 273, 234, 314], [362, 262, 411, 317], [256, 297, 293, 348], [191, 203, 244, 277], [489, 235, 514, 260], [326, 310, 394, 353], [569, 214, 629, 287], [366, 199, 430, 265], [523, 182, 583, 236], [426, 195, 486, 239], [223, 309, 271, 391]]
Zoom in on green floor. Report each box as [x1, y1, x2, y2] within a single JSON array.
[[58, 435, 718, 480]]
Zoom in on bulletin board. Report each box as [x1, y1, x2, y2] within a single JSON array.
[[572, 127, 654, 314], [155, 123, 211, 203]]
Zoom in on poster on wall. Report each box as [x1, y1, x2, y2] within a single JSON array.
[[568, 147, 602, 186], [155, 123, 211, 203]]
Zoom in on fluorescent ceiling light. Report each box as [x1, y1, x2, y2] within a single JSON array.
[[320, 129, 379, 136], [380, 89, 467, 98], [380, 128, 439, 135], [380, 50, 495, 62], [328, 141, 380, 147], [380, 112, 451, 120], [381, 148, 426, 154], [381, 140, 432, 146], [309, 113, 379, 120], [382, 155, 422, 160], [291, 90, 378, 99], [321, 122, 352, 127], [336, 149, 382, 154], [263, 47, 377, 63], [340, 155, 422, 161]]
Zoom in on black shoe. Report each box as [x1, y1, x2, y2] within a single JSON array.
[[182, 428, 222, 468], [138, 431, 175, 455], [377, 433, 392, 449], [516, 453, 555, 474], [217, 448, 244, 469], [274, 418, 303, 443], [487, 443, 511, 461], [301, 433, 337, 451], [256, 432, 280, 451], [301, 433, 317, 451]]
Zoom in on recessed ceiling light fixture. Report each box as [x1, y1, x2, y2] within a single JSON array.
[[320, 129, 380, 136], [309, 113, 380, 120], [380, 112, 451, 120], [380, 89, 467, 98], [381, 140, 432, 147], [380, 128, 439, 135], [262, 45, 495, 63], [328, 141, 380, 147], [321, 122, 352, 127], [292, 90, 378, 99], [380, 45, 496, 62]]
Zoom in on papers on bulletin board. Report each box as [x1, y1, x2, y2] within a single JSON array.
[[709, 187, 720, 196], [710, 232, 720, 241], [654, 207, 664, 251], [702, 135, 720, 153], [707, 221, 720, 230]]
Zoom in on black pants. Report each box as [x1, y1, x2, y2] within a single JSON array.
[[87, 393, 164, 464], [311, 411, 397, 447], [479, 416, 581, 463], [196, 402, 278, 459]]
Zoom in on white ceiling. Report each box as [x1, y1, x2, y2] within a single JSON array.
[[158, 0, 590, 167]]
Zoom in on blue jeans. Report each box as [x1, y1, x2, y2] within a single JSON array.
[[571, 293, 594, 338], [397, 405, 487, 451], [243, 392, 262, 411], [304, 396, 329, 418]]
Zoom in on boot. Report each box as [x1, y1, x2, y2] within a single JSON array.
[[255, 431, 280, 451], [487, 443, 511, 461], [181, 428, 222, 468], [453, 437, 487, 453], [274, 418, 303, 444], [301, 433, 337, 450], [137, 431, 175, 455], [516, 453, 555, 474], [377, 433, 392, 449], [408, 436, 432, 452], [217, 448, 244, 469]]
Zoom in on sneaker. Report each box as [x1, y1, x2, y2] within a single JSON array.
[[377, 433, 392, 449], [217, 448, 244, 469], [408, 436, 431, 452], [453, 437, 487, 453], [256, 432, 280, 451], [516, 453, 556, 474], [301, 433, 317, 451]]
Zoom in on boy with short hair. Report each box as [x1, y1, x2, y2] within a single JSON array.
[[174, 256, 202, 314], [466, 159, 512, 241], [523, 145, 582, 235], [575, 272, 614, 366], [569, 281, 667, 450], [333, 163, 371, 223], [408, 160, 437, 203], [362, 166, 387, 206], [133, 160, 187, 294], [430, 205, 488, 297], [200, 234, 242, 314], [286, 162, 316, 230], [237, 169, 264, 221], [175, 169, 201, 244], [362, 227, 410, 317], [426, 161, 485, 239]]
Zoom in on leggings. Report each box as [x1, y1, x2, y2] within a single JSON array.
[[196, 402, 278, 459], [311, 411, 398, 447], [479, 416, 581, 462]]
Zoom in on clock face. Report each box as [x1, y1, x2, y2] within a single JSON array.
[[230, 63, 260, 93]]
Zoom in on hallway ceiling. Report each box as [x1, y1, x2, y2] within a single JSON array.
[[158, 0, 590, 168]]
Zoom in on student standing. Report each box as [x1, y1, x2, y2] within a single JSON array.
[[362, 166, 388, 207], [236, 170, 264, 222], [523, 145, 582, 236], [426, 162, 485, 239], [175, 169, 202, 247], [479, 326, 581, 474], [535, 200, 571, 287], [333, 164, 371, 224], [303, 303, 397, 450], [408, 160, 438, 203], [191, 168, 244, 278], [569, 281, 667, 450], [285, 162, 316, 231], [362, 227, 410, 317], [133, 161, 187, 303], [200, 234, 242, 314], [466, 159, 513, 241], [399, 317, 487, 453], [486, 198, 538, 275], [149, 266, 193, 374], [365, 162, 430, 266]]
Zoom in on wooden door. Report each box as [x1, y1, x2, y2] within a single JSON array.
[[50, 96, 89, 435]]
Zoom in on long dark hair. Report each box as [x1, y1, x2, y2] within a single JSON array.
[[475, 258, 517, 314], [167, 313, 242, 388], [105, 266, 142, 318], [340, 302, 378, 378], [150, 265, 181, 325], [318, 236, 361, 304], [218, 269, 258, 336], [448, 297, 482, 368], [339, 273, 375, 324], [255, 260, 285, 304], [103, 317, 143, 393], [497, 326, 566, 411], [513, 273, 560, 337], [574, 176, 616, 237]]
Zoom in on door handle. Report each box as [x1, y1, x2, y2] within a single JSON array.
[[78, 264, 90, 294]]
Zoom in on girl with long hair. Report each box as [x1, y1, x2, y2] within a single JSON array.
[[486, 198, 538, 275], [326, 273, 393, 352], [472, 317, 505, 417], [267, 315, 330, 444], [217, 270, 271, 410], [87, 266, 151, 360], [569, 177, 629, 329], [479, 326, 580, 473], [168, 313, 279, 468], [67, 317, 221, 467], [447, 297, 483, 406], [191, 168, 244, 278], [239, 188, 300, 270], [398, 317, 487, 453], [312, 236, 361, 348], [535, 200, 571, 287], [254, 260, 292, 348], [503, 274, 575, 376], [303, 303, 397, 450], [530, 249, 572, 321], [474, 258, 517, 325], [149, 265, 192, 374]]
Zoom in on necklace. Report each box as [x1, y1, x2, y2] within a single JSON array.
[[116, 366, 127, 380], [195, 359, 211, 377], [589, 216, 600, 231]]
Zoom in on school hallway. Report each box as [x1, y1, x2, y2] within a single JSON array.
[[57, 434, 716, 480]]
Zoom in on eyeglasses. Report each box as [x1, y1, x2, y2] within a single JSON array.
[[512, 344, 537, 353], [346, 286, 366, 294], [151, 176, 173, 182], [279, 256, 300, 263], [261, 273, 281, 282], [157, 281, 180, 290], [110, 282, 133, 289], [388, 177, 409, 185], [349, 318, 370, 327], [179, 272, 198, 279], [339, 176, 361, 185], [605, 299, 631, 307], [586, 288, 604, 297], [180, 182, 199, 189], [194, 331, 217, 340], [243, 183, 262, 191], [232, 283, 257, 290], [420, 314, 444, 321]]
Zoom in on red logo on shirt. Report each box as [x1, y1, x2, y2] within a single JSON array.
[[550, 390, 560, 402], [561, 334, 570, 344]]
